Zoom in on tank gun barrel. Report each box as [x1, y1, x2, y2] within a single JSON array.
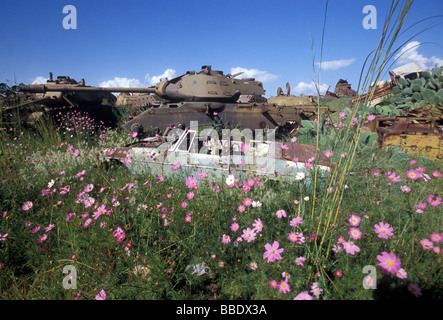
[[19, 84, 158, 94]]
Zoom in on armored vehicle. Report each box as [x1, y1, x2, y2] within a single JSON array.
[[17, 65, 335, 137], [115, 65, 303, 137], [268, 82, 335, 122]]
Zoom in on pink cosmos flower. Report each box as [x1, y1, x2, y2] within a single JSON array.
[[288, 232, 298, 243], [93, 204, 106, 220], [113, 227, 126, 242], [386, 172, 401, 182], [249, 261, 258, 270], [278, 280, 291, 294], [366, 114, 376, 121], [171, 163, 181, 170], [281, 271, 290, 281], [376, 252, 401, 274], [184, 176, 198, 189], [290, 216, 303, 227], [348, 227, 362, 240], [335, 270, 343, 278], [84, 184, 94, 193], [430, 232, 442, 243], [246, 179, 255, 187], [185, 214, 192, 222], [343, 241, 360, 255], [295, 256, 306, 266], [427, 194, 442, 207], [241, 228, 257, 243], [197, 171, 208, 179], [252, 218, 263, 233], [31, 226, 41, 234], [275, 209, 287, 218], [222, 234, 231, 244], [237, 205, 245, 213], [310, 282, 323, 296], [406, 169, 421, 180], [324, 150, 333, 158], [363, 275, 376, 289], [408, 283, 422, 298], [186, 192, 194, 200], [291, 232, 305, 244], [332, 244, 342, 253], [396, 268, 408, 279], [415, 203, 427, 211], [83, 218, 92, 227], [95, 289, 106, 300], [294, 291, 313, 300], [420, 238, 434, 250], [22, 201, 33, 211], [269, 280, 278, 289], [263, 241, 284, 263], [37, 234, 47, 243], [230, 222, 239, 232], [416, 167, 425, 173], [72, 149, 80, 158], [243, 198, 252, 207], [181, 202, 187, 209], [374, 222, 394, 240], [433, 247, 441, 254], [431, 170, 442, 178], [400, 185, 411, 193], [348, 214, 361, 226]]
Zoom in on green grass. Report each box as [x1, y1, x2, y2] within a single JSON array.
[[1, 0, 441, 301], [0, 104, 441, 300]]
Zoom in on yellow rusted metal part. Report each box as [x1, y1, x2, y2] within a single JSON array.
[[376, 116, 443, 159]]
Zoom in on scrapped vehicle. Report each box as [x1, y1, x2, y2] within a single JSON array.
[[4, 73, 119, 127], [18, 66, 336, 137], [99, 124, 332, 184], [375, 115, 443, 159]]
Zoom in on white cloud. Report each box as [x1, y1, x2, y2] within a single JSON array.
[[316, 58, 355, 71], [31, 76, 48, 84], [98, 68, 177, 89], [145, 68, 176, 86], [395, 41, 443, 69], [99, 77, 143, 88], [291, 81, 329, 96], [230, 67, 279, 83]]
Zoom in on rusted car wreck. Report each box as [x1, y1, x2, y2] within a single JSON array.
[[99, 123, 332, 183]]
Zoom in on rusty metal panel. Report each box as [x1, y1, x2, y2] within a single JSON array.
[[376, 116, 443, 159]]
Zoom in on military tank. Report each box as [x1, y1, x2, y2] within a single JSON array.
[[113, 65, 303, 136], [13, 72, 122, 127], [17, 65, 326, 136], [268, 82, 335, 121]]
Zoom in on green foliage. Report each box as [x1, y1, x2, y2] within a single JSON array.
[[373, 66, 443, 116]]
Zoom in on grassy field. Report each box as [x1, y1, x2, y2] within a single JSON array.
[[0, 98, 441, 300], [0, 0, 441, 301]]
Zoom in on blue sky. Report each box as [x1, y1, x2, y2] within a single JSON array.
[[1, 0, 442, 97]]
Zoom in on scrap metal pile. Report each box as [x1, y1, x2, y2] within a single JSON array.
[[2, 66, 335, 137], [357, 63, 443, 159]]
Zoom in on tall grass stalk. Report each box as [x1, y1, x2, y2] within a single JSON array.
[[308, 0, 415, 288]]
